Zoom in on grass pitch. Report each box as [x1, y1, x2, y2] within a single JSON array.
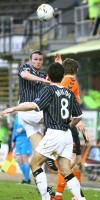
[[0, 180, 100, 200]]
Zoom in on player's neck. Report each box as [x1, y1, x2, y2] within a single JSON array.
[[50, 82, 62, 86], [30, 65, 40, 73], [64, 74, 76, 78]]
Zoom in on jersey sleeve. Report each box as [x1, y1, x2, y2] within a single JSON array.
[[18, 64, 31, 77], [72, 95, 82, 118]]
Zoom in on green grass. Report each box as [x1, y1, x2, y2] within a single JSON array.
[[0, 180, 100, 200]]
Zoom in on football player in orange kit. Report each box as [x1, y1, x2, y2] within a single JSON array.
[[54, 54, 90, 200]]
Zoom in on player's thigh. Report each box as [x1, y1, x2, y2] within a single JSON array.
[[30, 151, 47, 171], [76, 155, 81, 165], [57, 156, 71, 176], [71, 152, 76, 164], [29, 132, 43, 150]]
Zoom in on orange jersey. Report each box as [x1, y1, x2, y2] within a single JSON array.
[[61, 76, 80, 104]]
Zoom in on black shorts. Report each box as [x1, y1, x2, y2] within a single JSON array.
[[71, 127, 81, 155]]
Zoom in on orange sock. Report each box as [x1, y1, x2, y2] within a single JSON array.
[[72, 170, 81, 183], [56, 171, 66, 195], [71, 171, 81, 199]]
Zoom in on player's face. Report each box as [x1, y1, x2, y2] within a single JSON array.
[[29, 53, 43, 71]]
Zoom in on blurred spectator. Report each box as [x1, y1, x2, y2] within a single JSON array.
[[0, 121, 8, 144], [11, 114, 33, 184]]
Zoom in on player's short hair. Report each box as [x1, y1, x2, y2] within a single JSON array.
[[29, 50, 43, 59], [48, 62, 64, 82], [63, 58, 78, 75]]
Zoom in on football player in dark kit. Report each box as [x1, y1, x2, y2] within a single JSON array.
[[18, 50, 58, 196], [18, 50, 58, 169], [1, 62, 86, 200]]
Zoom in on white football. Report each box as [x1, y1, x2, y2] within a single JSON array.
[[37, 4, 54, 21]]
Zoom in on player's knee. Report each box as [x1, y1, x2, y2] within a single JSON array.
[[78, 162, 82, 170], [29, 159, 34, 170], [29, 157, 37, 171], [59, 167, 71, 177], [29, 158, 42, 171], [73, 162, 82, 171]]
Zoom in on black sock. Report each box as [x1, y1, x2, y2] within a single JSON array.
[[64, 173, 75, 182], [32, 168, 43, 177], [65, 173, 84, 198], [47, 186, 55, 197], [81, 189, 84, 197], [46, 159, 58, 171]]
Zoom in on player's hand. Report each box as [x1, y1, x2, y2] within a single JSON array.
[[82, 131, 90, 146], [45, 74, 50, 81], [0, 107, 15, 117], [54, 53, 62, 64], [43, 78, 50, 86], [76, 121, 85, 133]]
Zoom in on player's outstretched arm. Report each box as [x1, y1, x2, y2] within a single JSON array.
[[0, 103, 37, 117], [76, 120, 85, 132], [1, 107, 16, 116], [82, 131, 90, 146], [21, 71, 50, 86], [70, 117, 82, 129], [76, 121, 90, 146]]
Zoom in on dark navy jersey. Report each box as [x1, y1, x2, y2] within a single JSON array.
[[34, 85, 82, 130], [18, 63, 47, 103]]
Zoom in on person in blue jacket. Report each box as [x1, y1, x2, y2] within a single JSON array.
[[11, 113, 33, 184]]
